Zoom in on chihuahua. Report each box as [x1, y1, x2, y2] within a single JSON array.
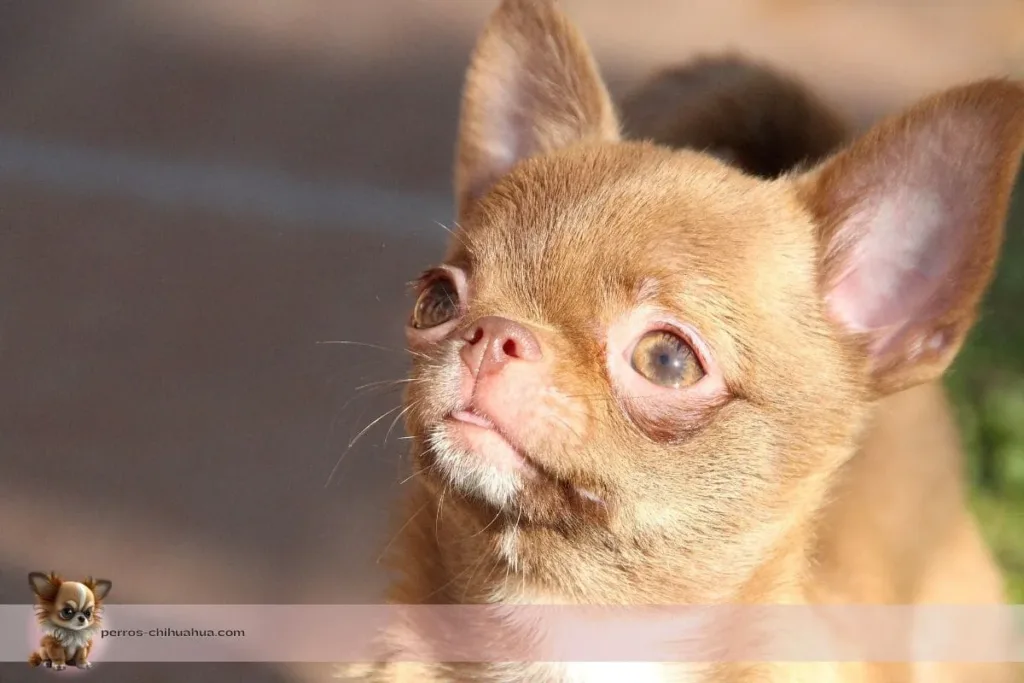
[[28, 571, 112, 671], [349, 0, 1024, 681]]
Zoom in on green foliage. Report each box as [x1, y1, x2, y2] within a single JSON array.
[[947, 173, 1024, 603], [971, 494, 1024, 602]]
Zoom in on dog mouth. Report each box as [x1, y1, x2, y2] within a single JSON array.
[[449, 407, 494, 429], [51, 619, 94, 632], [420, 406, 607, 510], [445, 406, 545, 475]]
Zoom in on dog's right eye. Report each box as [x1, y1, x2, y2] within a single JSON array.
[[410, 275, 460, 329], [60, 608, 74, 619]]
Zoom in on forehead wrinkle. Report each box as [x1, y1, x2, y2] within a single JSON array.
[[460, 143, 792, 333], [472, 146, 658, 244], [477, 215, 674, 335]]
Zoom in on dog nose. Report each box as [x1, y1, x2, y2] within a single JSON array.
[[461, 316, 542, 376], [77, 615, 85, 623]]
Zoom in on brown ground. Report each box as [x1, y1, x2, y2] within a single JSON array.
[[0, 1, 1020, 681]]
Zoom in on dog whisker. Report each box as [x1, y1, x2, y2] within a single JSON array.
[[434, 220, 474, 253], [420, 545, 495, 603], [561, 390, 664, 403], [457, 547, 498, 602], [384, 401, 416, 445], [470, 507, 503, 538], [435, 481, 450, 546], [376, 501, 431, 565], [397, 468, 419, 486], [324, 404, 405, 487], [317, 339, 430, 362], [502, 504, 524, 598], [353, 377, 420, 392], [549, 413, 585, 444]]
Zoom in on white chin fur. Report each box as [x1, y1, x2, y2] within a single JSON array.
[[427, 428, 521, 510]]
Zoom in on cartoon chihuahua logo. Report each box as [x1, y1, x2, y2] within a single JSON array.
[[27, 572, 112, 671]]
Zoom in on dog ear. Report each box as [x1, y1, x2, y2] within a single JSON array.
[[797, 80, 1024, 396], [454, 0, 620, 218], [28, 572, 61, 601], [85, 577, 113, 601]]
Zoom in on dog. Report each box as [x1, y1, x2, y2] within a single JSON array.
[[345, 0, 1024, 680], [28, 571, 112, 671]]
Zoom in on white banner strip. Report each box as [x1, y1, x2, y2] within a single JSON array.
[[3, 604, 1023, 663]]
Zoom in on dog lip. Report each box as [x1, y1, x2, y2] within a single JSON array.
[[440, 410, 609, 510], [447, 405, 521, 454], [445, 406, 540, 474], [450, 408, 495, 429]]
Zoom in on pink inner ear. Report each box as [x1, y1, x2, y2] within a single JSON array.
[[477, 39, 527, 179], [455, 0, 621, 214], [821, 113, 999, 360], [827, 187, 957, 334]]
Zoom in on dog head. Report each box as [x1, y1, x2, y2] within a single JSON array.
[[29, 572, 112, 631], [402, 0, 1024, 601]]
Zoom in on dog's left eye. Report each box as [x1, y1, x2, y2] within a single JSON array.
[[630, 330, 705, 388], [82, 609, 92, 618]]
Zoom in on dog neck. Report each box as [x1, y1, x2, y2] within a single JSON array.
[[388, 476, 836, 683], [396, 463, 826, 608], [43, 621, 98, 648]]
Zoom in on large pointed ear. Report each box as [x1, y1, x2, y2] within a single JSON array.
[[454, 0, 620, 218], [28, 572, 61, 601], [85, 577, 113, 601], [798, 80, 1024, 396]]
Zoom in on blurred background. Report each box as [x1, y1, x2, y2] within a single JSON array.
[[0, 1, 1022, 681]]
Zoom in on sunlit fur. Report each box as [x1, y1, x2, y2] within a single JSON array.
[[345, 1, 1024, 682]]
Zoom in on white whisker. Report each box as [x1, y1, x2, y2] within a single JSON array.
[[435, 481, 450, 545], [376, 501, 430, 564], [503, 504, 524, 598], [384, 401, 416, 445], [354, 377, 418, 392], [324, 404, 404, 487], [317, 339, 429, 361], [433, 220, 471, 251]]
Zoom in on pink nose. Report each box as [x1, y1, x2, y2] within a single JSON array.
[[460, 316, 542, 377]]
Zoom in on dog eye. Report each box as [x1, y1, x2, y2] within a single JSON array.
[[630, 330, 705, 388], [60, 608, 74, 619], [82, 609, 92, 618], [410, 275, 460, 329]]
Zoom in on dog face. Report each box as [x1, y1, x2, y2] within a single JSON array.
[[402, 0, 1024, 600], [29, 573, 112, 631]]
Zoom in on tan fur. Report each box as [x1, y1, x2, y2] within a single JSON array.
[[346, 1, 1024, 681], [28, 571, 112, 671]]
